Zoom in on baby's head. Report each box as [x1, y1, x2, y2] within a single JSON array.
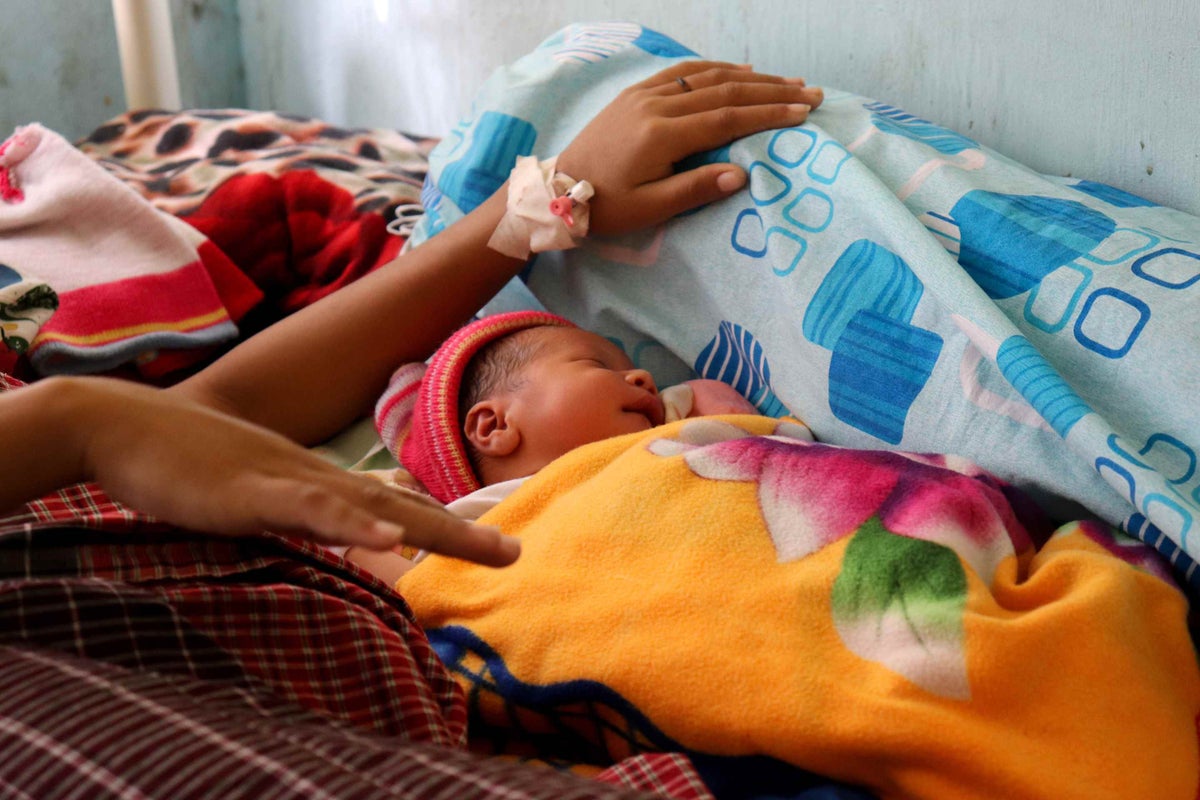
[[377, 311, 663, 504]]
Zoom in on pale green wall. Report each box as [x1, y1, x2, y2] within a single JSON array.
[[238, 0, 1200, 216], [0, 0, 243, 141], [0, 2, 125, 140], [2, 1, 1195, 214], [173, 0, 246, 111]]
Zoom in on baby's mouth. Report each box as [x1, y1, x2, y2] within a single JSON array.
[[627, 393, 665, 427]]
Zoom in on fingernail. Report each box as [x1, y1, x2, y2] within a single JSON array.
[[499, 536, 521, 560], [716, 170, 745, 192], [790, 103, 812, 115], [784, 76, 807, 85]]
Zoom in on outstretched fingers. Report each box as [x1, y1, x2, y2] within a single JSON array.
[[634, 62, 823, 157], [254, 471, 520, 568], [656, 80, 823, 117], [622, 164, 748, 225], [647, 66, 810, 98], [667, 102, 816, 155], [253, 476, 408, 547], [354, 480, 519, 567]]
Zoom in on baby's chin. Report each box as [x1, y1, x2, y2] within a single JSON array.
[[620, 412, 657, 434], [625, 395, 666, 427], [582, 417, 656, 449]]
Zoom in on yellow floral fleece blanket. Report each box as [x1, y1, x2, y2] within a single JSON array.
[[400, 416, 1200, 799]]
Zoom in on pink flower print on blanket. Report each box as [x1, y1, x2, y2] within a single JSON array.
[[649, 419, 895, 562], [646, 419, 1024, 581], [646, 419, 1039, 699]]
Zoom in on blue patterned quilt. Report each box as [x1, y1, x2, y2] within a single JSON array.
[[408, 22, 1200, 593]]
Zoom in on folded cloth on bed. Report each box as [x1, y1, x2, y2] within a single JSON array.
[[1, 110, 434, 378], [77, 109, 434, 316], [0, 264, 57, 375], [407, 22, 1200, 596], [0, 124, 259, 376], [399, 415, 1200, 800]]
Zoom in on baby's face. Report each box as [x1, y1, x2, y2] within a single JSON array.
[[507, 326, 665, 467]]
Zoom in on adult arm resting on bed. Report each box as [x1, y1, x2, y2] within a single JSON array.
[[0, 376, 519, 563], [171, 63, 822, 446]]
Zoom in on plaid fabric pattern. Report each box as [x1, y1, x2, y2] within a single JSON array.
[[0, 519, 467, 746], [595, 754, 714, 799], [0, 636, 669, 799], [0, 374, 713, 798]]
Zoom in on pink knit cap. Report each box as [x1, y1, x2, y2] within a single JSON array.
[[374, 310, 575, 504]]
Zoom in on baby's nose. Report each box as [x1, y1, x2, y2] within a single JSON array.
[[624, 369, 658, 394]]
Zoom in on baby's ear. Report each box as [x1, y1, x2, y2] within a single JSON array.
[[463, 399, 520, 457]]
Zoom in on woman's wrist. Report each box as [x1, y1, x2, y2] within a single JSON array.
[[486, 157, 592, 259], [44, 376, 130, 485], [0, 376, 104, 511]]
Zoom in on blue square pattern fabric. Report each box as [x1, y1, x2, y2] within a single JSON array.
[[409, 22, 1200, 591]]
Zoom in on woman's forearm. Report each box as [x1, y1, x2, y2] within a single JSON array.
[[171, 62, 820, 447], [0, 377, 93, 514], [0, 376, 520, 563], [171, 187, 525, 445]]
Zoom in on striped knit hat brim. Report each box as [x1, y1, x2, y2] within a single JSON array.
[[374, 310, 575, 504]]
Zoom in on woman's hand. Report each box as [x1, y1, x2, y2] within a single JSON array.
[[557, 61, 824, 235], [12, 377, 518, 567]]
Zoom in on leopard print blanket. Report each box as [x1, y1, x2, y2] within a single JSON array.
[[77, 108, 435, 219]]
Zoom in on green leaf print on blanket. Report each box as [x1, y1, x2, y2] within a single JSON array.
[[832, 518, 969, 699]]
